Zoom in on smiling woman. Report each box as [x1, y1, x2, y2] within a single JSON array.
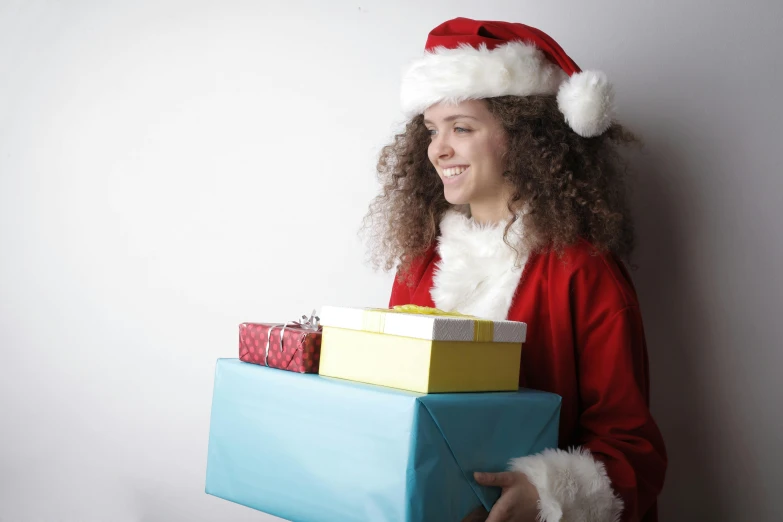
[[362, 17, 666, 522]]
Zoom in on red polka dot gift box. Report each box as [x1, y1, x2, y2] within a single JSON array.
[[239, 313, 322, 374]]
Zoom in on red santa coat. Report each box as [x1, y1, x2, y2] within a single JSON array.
[[389, 210, 667, 522]]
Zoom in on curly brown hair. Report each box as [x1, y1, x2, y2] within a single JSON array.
[[362, 95, 640, 274]]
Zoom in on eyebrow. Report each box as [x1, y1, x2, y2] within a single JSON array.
[[422, 114, 480, 125]]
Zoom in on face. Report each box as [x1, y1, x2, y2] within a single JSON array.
[[423, 99, 510, 210]]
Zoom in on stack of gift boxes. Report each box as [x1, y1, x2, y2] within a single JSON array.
[[205, 305, 562, 522]]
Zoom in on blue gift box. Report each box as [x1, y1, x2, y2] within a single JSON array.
[[205, 359, 560, 521]]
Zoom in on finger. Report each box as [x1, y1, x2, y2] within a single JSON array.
[[460, 505, 489, 522], [474, 471, 517, 488], [484, 496, 512, 522]]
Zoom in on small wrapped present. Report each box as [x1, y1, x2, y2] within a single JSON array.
[[239, 311, 321, 374], [318, 305, 526, 393], [205, 359, 561, 522]]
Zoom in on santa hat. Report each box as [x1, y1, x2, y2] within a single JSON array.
[[400, 18, 615, 138]]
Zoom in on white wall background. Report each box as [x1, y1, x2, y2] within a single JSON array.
[[1, 1, 781, 521]]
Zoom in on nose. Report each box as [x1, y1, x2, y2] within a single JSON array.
[[429, 132, 454, 161]]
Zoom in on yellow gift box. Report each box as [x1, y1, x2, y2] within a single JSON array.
[[318, 305, 526, 393]]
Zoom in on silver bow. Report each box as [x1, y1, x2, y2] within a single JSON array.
[[294, 310, 321, 331], [264, 310, 321, 366]]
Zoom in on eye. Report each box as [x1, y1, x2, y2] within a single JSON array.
[[455, 127, 471, 134]]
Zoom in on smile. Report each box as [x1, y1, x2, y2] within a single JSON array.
[[443, 167, 468, 178], [443, 166, 469, 179]]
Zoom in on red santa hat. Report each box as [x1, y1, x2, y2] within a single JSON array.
[[400, 18, 615, 138]]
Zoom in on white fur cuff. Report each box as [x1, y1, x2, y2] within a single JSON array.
[[509, 448, 623, 522]]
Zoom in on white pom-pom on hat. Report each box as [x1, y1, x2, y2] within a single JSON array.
[[557, 70, 615, 138]]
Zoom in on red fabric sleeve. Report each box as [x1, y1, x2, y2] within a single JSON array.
[[388, 246, 438, 308], [570, 255, 667, 522], [389, 271, 412, 307]]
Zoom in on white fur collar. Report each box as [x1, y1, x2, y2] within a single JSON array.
[[430, 208, 527, 321]]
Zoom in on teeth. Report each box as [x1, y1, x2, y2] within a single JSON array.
[[443, 166, 468, 178]]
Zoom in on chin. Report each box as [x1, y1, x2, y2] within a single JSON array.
[[443, 191, 469, 205]]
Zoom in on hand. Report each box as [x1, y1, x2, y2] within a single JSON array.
[[473, 471, 540, 522], [460, 505, 489, 522]]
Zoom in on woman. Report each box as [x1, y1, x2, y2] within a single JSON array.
[[363, 18, 667, 522]]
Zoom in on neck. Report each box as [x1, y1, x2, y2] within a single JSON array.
[[468, 201, 513, 225]]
